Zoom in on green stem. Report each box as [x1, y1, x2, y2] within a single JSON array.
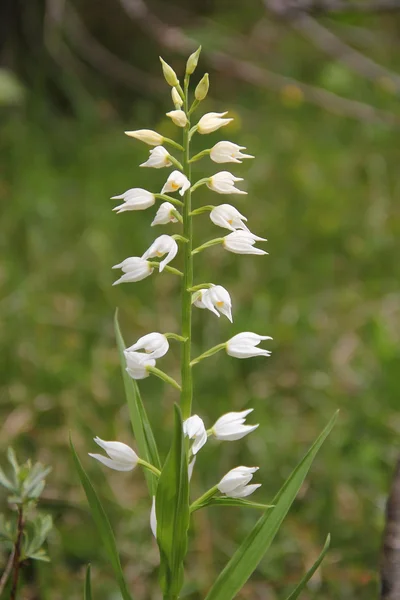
[[146, 366, 182, 391], [163, 137, 184, 152], [138, 459, 161, 477], [190, 343, 227, 366], [180, 74, 193, 421], [190, 485, 219, 513], [168, 155, 184, 171], [155, 194, 184, 207], [192, 238, 224, 255], [190, 205, 215, 216]]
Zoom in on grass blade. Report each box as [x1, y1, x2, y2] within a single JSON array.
[[84, 565, 92, 600], [114, 309, 160, 495], [70, 437, 133, 600], [285, 534, 330, 600], [205, 412, 338, 600]]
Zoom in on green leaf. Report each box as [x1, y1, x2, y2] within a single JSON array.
[[204, 411, 338, 600], [84, 565, 93, 600], [155, 405, 189, 598], [0, 466, 15, 492], [114, 310, 160, 496], [70, 437, 133, 600], [285, 534, 330, 600], [192, 497, 274, 512]]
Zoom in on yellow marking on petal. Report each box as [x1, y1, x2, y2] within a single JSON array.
[[156, 251, 164, 257], [171, 182, 179, 190], [216, 301, 224, 307], [228, 219, 233, 224]]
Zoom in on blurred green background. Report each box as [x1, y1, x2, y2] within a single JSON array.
[[1, 0, 400, 598]]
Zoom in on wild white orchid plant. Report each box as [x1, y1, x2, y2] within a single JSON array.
[[71, 47, 337, 600]]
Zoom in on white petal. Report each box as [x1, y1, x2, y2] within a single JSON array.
[[88, 454, 135, 472], [229, 483, 261, 498]]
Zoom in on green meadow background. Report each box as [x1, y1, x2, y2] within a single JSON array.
[[1, 1, 400, 598]]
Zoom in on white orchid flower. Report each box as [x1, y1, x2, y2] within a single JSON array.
[[151, 202, 178, 226], [111, 188, 156, 213], [126, 332, 169, 359], [140, 146, 172, 169], [226, 332, 272, 359], [217, 466, 261, 498], [212, 409, 259, 441], [150, 496, 157, 538], [161, 170, 191, 196], [183, 415, 207, 455], [171, 87, 183, 108], [166, 110, 188, 128], [194, 285, 233, 322], [197, 112, 233, 134], [207, 172, 247, 195], [223, 231, 267, 255], [112, 257, 153, 285], [210, 141, 254, 164], [142, 234, 178, 272], [124, 349, 155, 379], [210, 204, 249, 232], [125, 129, 164, 146], [89, 437, 139, 472]]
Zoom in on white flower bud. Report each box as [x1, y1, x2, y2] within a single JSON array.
[[183, 415, 207, 455], [112, 257, 153, 285], [197, 112, 233, 134], [124, 349, 155, 379], [159, 57, 179, 87], [140, 146, 172, 169], [142, 234, 178, 272], [125, 129, 164, 146], [210, 204, 249, 231], [223, 231, 267, 255], [212, 409, 259, 441], [171, 87, 183, 108], [89, 437, 139, 471], [161, 170, 191, 197], [150, 496, 157, 538], [195, 73, 209, 101], [166, 110, 188, 128], [126, 332, 169, 359], [217, 466, 261, 498], [151, 202, 178, 226], [193, 285, 233, 322], [226, 332, 272, 359], [210, 141, 254, 164], [207, 171, 246, 195], [111, 188, 156, 213], [186, 46, 201, 75]]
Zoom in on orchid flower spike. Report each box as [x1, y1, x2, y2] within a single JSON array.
[[125, 129, 164, 146], [212, 409, 259, 441], [223, 231, 267, 255], [112, 257, 154, 285], [226, 332, 272, 359], [210, 204, 249, 232], [197, 112, 233, 134], [161, 170, 191, 196], [151, 202, 179, 226], [140, 146, 172, 169], [194, 285, 233, 322], [126, 332, 169, 359], [217, 466, 261, 498], [89, 437, 139, 472], [166, 110, 188, 128], [183, 415, 207, 455], [111, 188, 156, 213], [210, 141, 254, 164], [124, 349, 155, 379], [142, 234, 178, 272], [207, 172, 247, 195], [150, 496, 157, 538]]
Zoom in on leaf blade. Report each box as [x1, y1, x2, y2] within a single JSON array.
[[285, 534, 330, 600], [84, 565, 93, 600]]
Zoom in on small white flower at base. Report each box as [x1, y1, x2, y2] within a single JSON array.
[[125, 129, 164, 146], [183, 415, 207, 455], [124, 349, 155, 379], [217, 466, 261, 498], [194, 285, 233, 322], [161, 170, 191, 197], [207, 172, 247, 195], [166, 110, 188, 128], [151, 202, 178, 226], [150, 496, 157, 539], [210, 204, 249, 232], [89, 437, 139, 472], [226, 332, 272, 359], [112, 188, 156, 213], [197, 112, 233, 134], [212, 409, 259, 441], [112, 257, 153, 285], [126, 332, 169, 359], [141, 235, 178, 272], [140, 146, 172, 169], [210, 141, 254, 164], [223, 231, 267, 255]]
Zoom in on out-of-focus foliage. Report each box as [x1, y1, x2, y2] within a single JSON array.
[[1, 1, 400, 598]]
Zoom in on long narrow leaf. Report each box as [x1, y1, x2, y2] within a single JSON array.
[[191, 497, 274, 512], [285, 534, 330, 600], [205, 412, 338, 600], [70, 438, 133, 600], [84, 565, 92, 600], [114, 310, 160, 496]]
